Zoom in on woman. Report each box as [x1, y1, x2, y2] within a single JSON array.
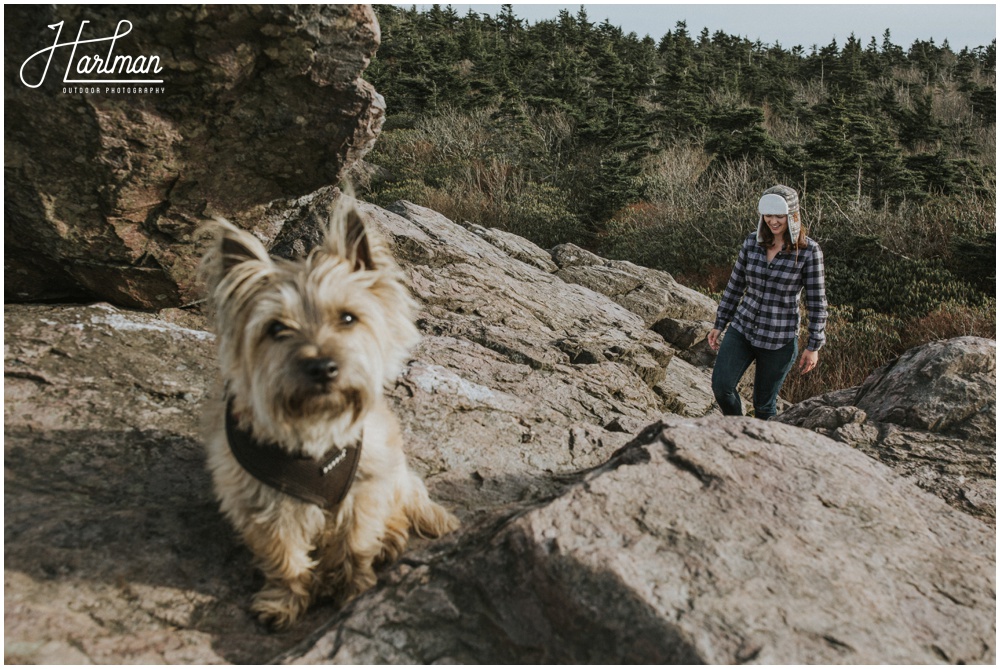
[[708, 184, 827, 420]]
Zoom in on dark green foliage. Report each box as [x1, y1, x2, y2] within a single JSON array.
[[824, 235, 989, 318], [706, 107, 783, 165], [898, 93, 943, 148], [362, 5, 994, 338], [969, 85, 996, 126], [951, 231, 997, 293], [802, 98, 917, 201]]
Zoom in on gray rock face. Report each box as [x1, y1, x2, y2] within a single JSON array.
[[278, 418, 996, 664], [362, 200, 684, 518], [468, 223, 559, 273], [777, 337, 996, 522], [3, 304, 334, 663], [652, 356, 719, 417], [854, 336, 995, 435], [551, 243, 718, 326], [3, 197, 694, 661], [5, 5, 382, 308], [5, 203, 995, 664]]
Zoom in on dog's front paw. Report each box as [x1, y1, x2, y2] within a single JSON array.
[[251, 585, 310, 631], [412, 500, 460, 539]]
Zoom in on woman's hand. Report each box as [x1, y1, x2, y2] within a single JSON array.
[[707, 328, 721, 352], [798, 348, 819, 374]]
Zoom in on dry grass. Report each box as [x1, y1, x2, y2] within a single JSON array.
[[782, 301, 996, 403], [764, 108, 812, 145], [365, 99, 994, 375], [933, 86, 974, 126], [791, 79, 828, 108], [640, 142, 711, 204], [902, 301, 997, 350]]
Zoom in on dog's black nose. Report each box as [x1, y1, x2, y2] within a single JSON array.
[[304, 357, 338, 384]]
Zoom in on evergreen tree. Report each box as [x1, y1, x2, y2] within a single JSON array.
[[899, 93, 943, 148], [654, 21, 706, 139], [880, 29, 905, 69], [362, 2, 994, 317]]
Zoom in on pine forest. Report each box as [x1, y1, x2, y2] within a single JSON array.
[[356, 4, 997, 401]]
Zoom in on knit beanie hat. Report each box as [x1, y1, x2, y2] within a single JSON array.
[[756, 184, 801, 244]]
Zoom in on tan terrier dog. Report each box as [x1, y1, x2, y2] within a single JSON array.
[[200, 200, 458, 629]]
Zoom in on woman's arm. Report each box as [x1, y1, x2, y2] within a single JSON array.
[[713, 240, 750, 335], [803, 242, 828, 353]]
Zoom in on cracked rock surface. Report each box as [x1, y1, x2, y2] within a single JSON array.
[[277, 418, 995, 664], [3, 195, 726, 662], [777, 337, 996, 523], [5, 198, 995, 663], [6, 5, 383, 308]]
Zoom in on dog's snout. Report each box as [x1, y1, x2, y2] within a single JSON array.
[[304, 357, 338, 384]]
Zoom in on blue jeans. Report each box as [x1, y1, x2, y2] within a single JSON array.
[[711, 327, 797, 420]]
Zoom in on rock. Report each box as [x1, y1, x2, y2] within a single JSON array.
[[654, 357, 720, 418], [3, 304, 339, 663], [678, 337, 718, 368], [778, 337, 996, 522], [5, 5, 383, 309], [277, 418, 996, 664], [372, 199, 676, 407], [361, 199, 694, 517], [854, 337, 996, 436], [550, 243, 604, 268], [651, 316, 713, 351], [550, 243, 717, 326], [6, 202, 995, 664], [468, 224, 559, 273], [4, 198, 692, 661], [555, 330, 671, 386]]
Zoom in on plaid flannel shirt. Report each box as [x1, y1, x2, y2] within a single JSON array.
[[714, 234, 828, 351]]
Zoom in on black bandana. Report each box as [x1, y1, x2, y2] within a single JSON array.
[[225, 399, 362, 509]]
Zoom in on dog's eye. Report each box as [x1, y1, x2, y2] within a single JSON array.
[[267, 320, 291, 339], [339, 312, 357, 326]]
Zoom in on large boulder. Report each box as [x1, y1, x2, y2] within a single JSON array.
[[277, 418, 996, 664], [3, 303, 324, 663], [5, 5, 383, 308], [777, 337, 996, 522], [5, 201, 994, 664], [550, 243, 718, 327], [2, 195, 694, 661]]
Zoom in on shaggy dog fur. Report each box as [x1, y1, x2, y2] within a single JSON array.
[[200, 200, 458, 629]]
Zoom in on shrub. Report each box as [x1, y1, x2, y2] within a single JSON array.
[[601, 154, 781, 279], [902, 300, 997, 349], [782, 306, 903, 403], [782, 300, 996, 404], [823, 234, 987, 319]]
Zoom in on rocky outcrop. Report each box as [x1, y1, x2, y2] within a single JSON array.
[[5, 5, 382, 308], [468, 223, 559, 273], [3, 195, 720, 662], [547, 243, 720, 375], [3, 304, 285, 664], [777, 337, 996, 523], [551, 242, 718, 327], [5, 198, 996, 664], [277, 418, 995, 664]]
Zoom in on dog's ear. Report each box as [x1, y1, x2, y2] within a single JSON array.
[[342, 207, 374, 271], [326, 200, 376, 271], [199, 217, 272, 292], [216, 219, 270, 268], [220, 234, 268, 272]]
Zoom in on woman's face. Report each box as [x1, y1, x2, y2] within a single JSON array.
[[763, 214, 788, 239]]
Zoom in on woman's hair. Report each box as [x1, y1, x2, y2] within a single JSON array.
[[760, 217, 808, 250]]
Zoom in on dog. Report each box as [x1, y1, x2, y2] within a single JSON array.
[[199, 199, 459, 630]]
